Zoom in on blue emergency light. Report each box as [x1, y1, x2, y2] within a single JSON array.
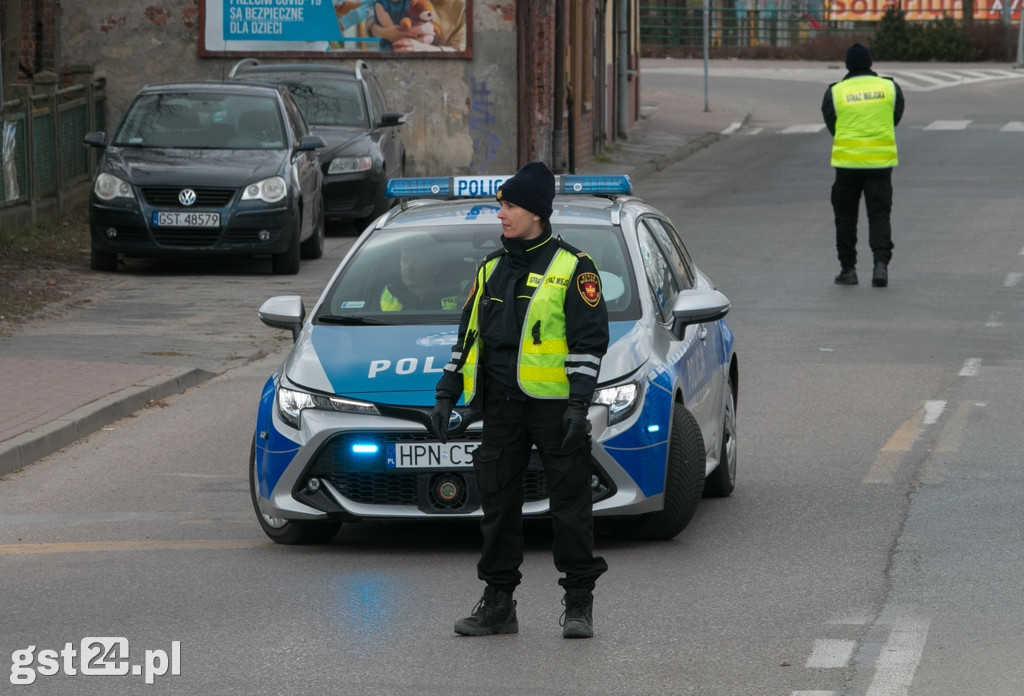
[[386, 174, 632, 199]]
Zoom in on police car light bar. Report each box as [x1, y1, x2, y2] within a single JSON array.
[[385, 174, 632, 199]]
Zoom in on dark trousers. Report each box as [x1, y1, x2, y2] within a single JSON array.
[[472, 389, 607, 594], [831, 167, 895, 268]]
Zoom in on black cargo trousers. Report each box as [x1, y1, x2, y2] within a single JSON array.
[[471, 388, 608, 595], [831, 166, 895, 268]]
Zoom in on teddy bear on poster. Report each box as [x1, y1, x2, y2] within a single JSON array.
[[398, 0, 439, 45]]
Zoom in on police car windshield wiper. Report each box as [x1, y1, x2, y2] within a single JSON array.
[[316, 314, 398, 325]]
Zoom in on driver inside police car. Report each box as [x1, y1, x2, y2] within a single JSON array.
[[379, 237, 463, 312]]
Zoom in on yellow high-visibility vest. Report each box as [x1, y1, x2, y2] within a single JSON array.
[[831, 76, 898, 168], [461, 249, 578, 403]]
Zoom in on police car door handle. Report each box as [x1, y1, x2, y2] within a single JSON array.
[[698, 325, 708, 341]]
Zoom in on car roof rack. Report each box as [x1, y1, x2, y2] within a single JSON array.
[[227, 57, 260, 78]]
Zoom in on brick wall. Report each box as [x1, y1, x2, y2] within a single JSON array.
[[18, 0, 60, 80]]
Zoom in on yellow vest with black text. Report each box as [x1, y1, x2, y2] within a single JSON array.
[[461, 249, 578, 403], [831, 76, 898, 169]]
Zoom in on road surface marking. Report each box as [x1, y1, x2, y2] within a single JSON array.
[[959, 358, 981, 377], [865, 615, 930, 696], [806, 639, 857, 668], [864, 401, 946, 483], [1004, 272, 1023, 287], [782, 124, 827, 133], [924, 120, 971, 130]]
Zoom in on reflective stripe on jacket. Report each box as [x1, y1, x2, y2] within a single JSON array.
[[831, 75, 898, 168], [461, 248, 578, 403]]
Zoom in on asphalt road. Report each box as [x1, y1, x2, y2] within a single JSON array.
[[2, 62, 1024, 695]]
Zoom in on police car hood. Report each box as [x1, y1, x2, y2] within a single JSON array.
[[282, 321, 649, 406]]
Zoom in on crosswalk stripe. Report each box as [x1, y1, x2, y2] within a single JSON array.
[[924, 120, 971, 130]]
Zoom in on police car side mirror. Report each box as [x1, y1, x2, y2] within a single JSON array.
[[259, 295, 306, 342], [670, 289, 730, 337]]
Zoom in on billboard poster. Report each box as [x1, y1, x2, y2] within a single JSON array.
[[199, 0, 471, 57], [827, 0, 1022, 21]]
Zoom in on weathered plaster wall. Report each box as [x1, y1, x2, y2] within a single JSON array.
[[60, 1, 519, 175]]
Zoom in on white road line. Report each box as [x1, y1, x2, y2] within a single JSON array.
[[782, 124, 827, 133], [924, 120, 972, 130], [1002, 122, 1024, 132], [959, 358, 982, 377], [986, 311, 1005, 328], [806, 639, 857, 668], [792, 692, 838, 696], [744, 127, 763, 135], [922, 400, 946, 425], [1004, 272, 1023, 287], [865, 616, 931, 696], [721, 121, 744, 135]]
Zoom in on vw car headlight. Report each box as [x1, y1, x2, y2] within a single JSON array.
[[276, 386, 380, 428], [93, 173, 135, 202], [327, 156, 372, 175], [242, 176, 287, 204], [593, 381, 641, 425]]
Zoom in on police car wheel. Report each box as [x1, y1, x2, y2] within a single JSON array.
[[703, 378, 737, 498], [606, 403, 706, 541], [249, 440, 341, 545]]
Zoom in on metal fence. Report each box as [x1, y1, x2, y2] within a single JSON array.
[[1, 67, 105, 225], [640, 3, 867, 52]]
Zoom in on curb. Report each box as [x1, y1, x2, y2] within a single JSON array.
[[0, 367, 216, 478]]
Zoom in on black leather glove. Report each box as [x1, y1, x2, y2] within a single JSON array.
[[430, 393, 454, 444], [561, 399, 592, 452]]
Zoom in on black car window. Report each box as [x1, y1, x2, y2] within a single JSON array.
[[114, 93, 284, 150], [281, 93, 307, 143], [282, 78, 367, 128], [365, 76, 387, 125], [637, 220, 680, 323]]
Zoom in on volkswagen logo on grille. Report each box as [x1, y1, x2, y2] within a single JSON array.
[[178, 188, 197, 206], [448, 410, 462, 431]]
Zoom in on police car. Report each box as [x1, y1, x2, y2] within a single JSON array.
[[251, 174, 738, 544]]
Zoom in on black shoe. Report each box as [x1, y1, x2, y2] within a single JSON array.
[[560, 592, 594, 639], [454, 586, 518, 636], [834, 266, 858, 285], [872, 262, 888, 287]]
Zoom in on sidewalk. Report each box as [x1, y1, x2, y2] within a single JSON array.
[[0, 82, 745, 478]]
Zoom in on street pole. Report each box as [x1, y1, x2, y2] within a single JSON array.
[[1017, 8, 1024, 67], [703, 0, 711, 111]]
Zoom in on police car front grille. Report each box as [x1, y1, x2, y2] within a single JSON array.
[[307, 433, 550, 506]]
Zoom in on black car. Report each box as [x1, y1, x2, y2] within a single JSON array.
[[228, 59, 406, 230], [84, 81, 326, 274]]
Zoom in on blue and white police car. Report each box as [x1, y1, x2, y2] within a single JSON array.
[[250, 174, 738, 544]]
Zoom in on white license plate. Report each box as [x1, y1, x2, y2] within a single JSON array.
[[386, 442, 479, 469], [152, 211, 220, 228]]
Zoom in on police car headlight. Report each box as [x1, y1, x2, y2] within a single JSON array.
[[277, 386, 380, 428], [327, 156, 372, 175], [594, 382, 641, 426]]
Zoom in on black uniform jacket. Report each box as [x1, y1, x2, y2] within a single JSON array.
[[436, 226, 609, 405]]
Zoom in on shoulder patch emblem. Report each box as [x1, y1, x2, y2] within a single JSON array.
[[577, 272, 601, 307]]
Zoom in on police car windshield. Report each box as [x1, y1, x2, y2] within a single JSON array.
[[315, 223, 639, 325]]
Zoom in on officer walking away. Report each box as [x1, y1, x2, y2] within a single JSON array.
[[821, 42, 905, 287], [430, 161, 610, 639]]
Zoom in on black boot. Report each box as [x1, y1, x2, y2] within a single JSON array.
[[454, 586, 518, 636], [834, 266, 858, 285], [560, 591, 594, 639], [872, 261, 888, 287]]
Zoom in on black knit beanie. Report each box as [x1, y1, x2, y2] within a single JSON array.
[[496, 161, 555, 219], [845, 43, 873, 72]]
